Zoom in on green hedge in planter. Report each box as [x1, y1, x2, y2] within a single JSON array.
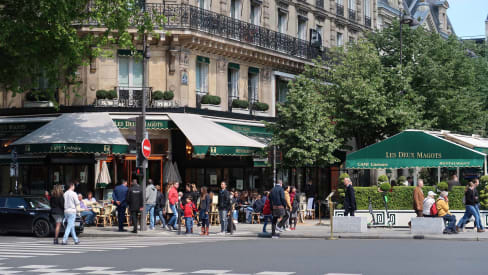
[[163, 90, 174, 100], [335, 186, 465, 210], [379, 182, 391, 192], [96, 90, 107, 99], [253, 102, 269, 111], [201, 95, 221, 105], [437, 181, 448, 191], [26, 91, 50, 101], [378, 175, 389, 184], [232, 99, 249, 109], [106, 90, 117, 99], [152, 90, 164, 100]]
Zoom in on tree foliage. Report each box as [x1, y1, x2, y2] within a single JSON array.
[[267, 71, 342, 168], [0, 0, 165, 101]]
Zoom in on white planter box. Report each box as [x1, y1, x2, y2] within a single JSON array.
[[253, 110, 270, 116], [96, 99, 114, 107], [24, 101, 54, 108], [153, 99, 175, 108], [201, 104, 222, 111], [232, 108, 250, 114]]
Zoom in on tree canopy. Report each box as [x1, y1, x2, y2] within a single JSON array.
[[0, 0, 165, 101]]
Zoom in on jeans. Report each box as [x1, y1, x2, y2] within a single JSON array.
[[219, 210, 228, 233], [168, 204, 178, 227], [457, 205, 479, 229], [155, 208, 166, 227], [80, 210, 95, 225], [145, 204, 155, 229], [62, 213, 78, 243], [131, 210, 140, 232], [185, 217, 193, 233], [475, 204, 484, 229], [278, 210, 290, 229], [443, 214, 456, 232], [199, 210, 209, 228], [117, 206, 126, 230], [262, 214, 272, 232], [245, 207, 253, 223], [233, 210, 238, 221]]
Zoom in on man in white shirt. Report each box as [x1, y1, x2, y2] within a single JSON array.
[[62, 181, 80, 245]]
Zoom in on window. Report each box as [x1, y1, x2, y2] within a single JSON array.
[[118, 55, 143, 88], [336, 0, 343, 4], [6, 198, 27, 209], [196, 57, 209, 94], [364, 0, 370, 17], [0, 197, 5, 208], [298, 17, 307, 40], [277, 78, 289, 103], [250, 2, 261, 25], [348, 0, 354, 10], [230, 0, 241, 19], [278, 10, 287, 33], [349, 36, 355, 44], [248, 68, 259, 103], [199, 0, 210, 9], [316, 24, 323, 45], [228, 65, 239, 99], [336, 32, 343, 46]]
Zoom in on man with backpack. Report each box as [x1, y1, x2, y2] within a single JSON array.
[[422, 191, 437, 217]]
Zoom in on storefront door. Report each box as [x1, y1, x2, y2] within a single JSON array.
[[121, 156, 163, 188]]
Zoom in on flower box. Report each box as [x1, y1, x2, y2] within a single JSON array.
[[232, 108, 250, 115], [201, 104, 222, 111], [24, 101, 54, 108]]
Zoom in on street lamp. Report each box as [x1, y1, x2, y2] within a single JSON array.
[[399, 12, 419, 67]]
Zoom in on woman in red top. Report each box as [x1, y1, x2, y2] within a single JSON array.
[[289, 187, 298, 230], [262, 192, 272, 233], [167, 182, 179, 230]]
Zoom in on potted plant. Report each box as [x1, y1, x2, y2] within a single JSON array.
[[24, 91, 54, 108], [96, 89, 115, 106], [231, 99, 249, 114], [152, 90, 164, 107], [162, 90, 175, 107], [377, 175, 390, 192], [252, 102, 269, 116], [201, 94, 222, 111]]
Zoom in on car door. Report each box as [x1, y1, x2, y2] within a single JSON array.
[[5, 197, 33, 232], [0, 197, 7, 231]]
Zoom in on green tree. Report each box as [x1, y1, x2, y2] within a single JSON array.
[[267, 71, 342, 168], [0, 0, 165, 102]]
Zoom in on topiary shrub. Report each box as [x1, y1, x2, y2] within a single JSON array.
[[397, 176, 407, 184], [437, 181, 448, 191], [106, 90, 117, 99], [201, 95, 221, 105], [379, 182, 391, 192], [232, 99, 249, 109], [96, 90, 108, 99], [152, 90, 164, 100], [377, 175, 389, 184], [163, 90, 174, 100], [253, 102, 269, 111]]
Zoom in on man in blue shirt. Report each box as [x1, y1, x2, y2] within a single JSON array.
[[112, 180, 129, 232]]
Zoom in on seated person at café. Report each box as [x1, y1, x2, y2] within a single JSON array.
[[78, 194, 96, 226], [436, 191, 457, 234]]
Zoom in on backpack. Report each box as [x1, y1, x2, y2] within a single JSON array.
[[430, 202, 438, 216]]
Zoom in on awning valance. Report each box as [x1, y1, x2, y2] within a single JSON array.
[[346, 130, 486, 169], [168, 113, 266, 156], [11, 113, 129, 154]]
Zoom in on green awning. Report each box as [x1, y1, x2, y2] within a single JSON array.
[[12, 113, 129, 155], [216, 122, 272, 138], [197, 56, 210, 64], [346, 130, 486, 169]]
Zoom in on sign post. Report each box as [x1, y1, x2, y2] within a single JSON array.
[[11, 148, 18, 193]]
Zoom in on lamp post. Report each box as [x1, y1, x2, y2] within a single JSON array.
[[399, 11, 419, 68]]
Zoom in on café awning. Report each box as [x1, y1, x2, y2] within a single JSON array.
[[12, 113, 129, 154], [346, 130, 486, 169], [167, 113, 266, 156]]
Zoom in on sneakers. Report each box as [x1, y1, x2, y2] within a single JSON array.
[[272, 235, 280, 239], [478, 228, 486, 233], [53, 239, 58, 245], [276, 227, 283, 233], [74, 240, 80, 245], [217, 232, 226, 235], [61, 241, 67, 245]]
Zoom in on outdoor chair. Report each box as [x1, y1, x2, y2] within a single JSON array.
[[251, 212, 261, 224]]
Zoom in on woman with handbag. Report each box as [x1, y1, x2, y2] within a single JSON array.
[[166, 182, 179, 231]]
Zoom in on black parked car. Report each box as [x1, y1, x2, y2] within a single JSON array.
[[0, 196, 84, 237]]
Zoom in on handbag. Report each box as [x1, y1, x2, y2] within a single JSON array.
[[165, 200, 173, 214]]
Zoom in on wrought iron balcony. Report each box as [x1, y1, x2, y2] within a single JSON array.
[[316, 0, 324, 9], [365, 16, 371, 27], [336, 4, 344, 17], [348, 9, 356, 21], [95, 87, 152, 108]]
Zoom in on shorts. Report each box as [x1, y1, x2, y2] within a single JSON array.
[[52, 214, 64, 223], [272, 208, 285, 218]]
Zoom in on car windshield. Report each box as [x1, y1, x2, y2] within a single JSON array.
[[25, 198, 50, 209]]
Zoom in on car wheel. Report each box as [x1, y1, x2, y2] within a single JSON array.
[[33, 219, 51, 238]]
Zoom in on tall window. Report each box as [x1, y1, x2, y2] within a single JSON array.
[[199, 0, 210, 9], [118, 55, 143, 88], [336, 0, 343, 4], [278, 10, 287, 33], [250, 2, 261, 25], [196, 57, 209, 94], [316, 24, 323, 45], [277, 78, 289, 103], [297, 17, 307, 40], [348, 0, 354, 10], [248, 68, 259, 103], [228, 64, 239, 99], [336, 32, 343, 47], [364, 0, 370, 17], [230, 0, 241, 19]]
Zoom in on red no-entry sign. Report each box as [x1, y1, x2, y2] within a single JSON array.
[[142, 138, 151, 159]]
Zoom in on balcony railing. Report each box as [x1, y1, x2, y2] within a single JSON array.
[[365, 16, 371, 27], [316, 0, 324, 9], [348, 9, 356, 21], [95, 87, 152, 108], [336, 4, 344, 17]]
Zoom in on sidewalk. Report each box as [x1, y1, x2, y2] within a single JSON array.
[[82, 219, 488, 241]]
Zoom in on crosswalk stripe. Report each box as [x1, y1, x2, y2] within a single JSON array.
[[0, 249, 83, 254], [255, 272, 296, 275], [0, 252, 60, 256], [0, 255, 33, 258], [132, 268, 173, 272], [191, 270, 232, 274]]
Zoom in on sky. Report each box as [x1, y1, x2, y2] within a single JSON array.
[[447, 0, 488, 38]]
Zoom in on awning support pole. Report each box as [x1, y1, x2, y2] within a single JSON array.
[[437, 167, 441, 183], [485, 155, 487, 176], [273, 145, 277, 185], [456, 167, 460, 179]]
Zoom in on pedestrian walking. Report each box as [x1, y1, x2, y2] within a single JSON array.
[[50, 184, 64, 244], [436, 191, 457, 234], [457, 182, 484, 232], [199, 186, 211, 236], [413, 179, 424, 217], [270, 180, 286, 238], [343, 178, 356, 216], [167, 182, 179, 230], [277, 185, 292, 231], [127, 179, 143, 233], [262, 192, 272, 233], [473, 178, 485, 232], [112, 179, 129, 232], [62, 181, 80, 245], [155, 185, 167, 229], [180, 197, 197, 234], [145, 179, 157, 230], [289, 187, 299, 230], [218, 181, 231, 235]]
